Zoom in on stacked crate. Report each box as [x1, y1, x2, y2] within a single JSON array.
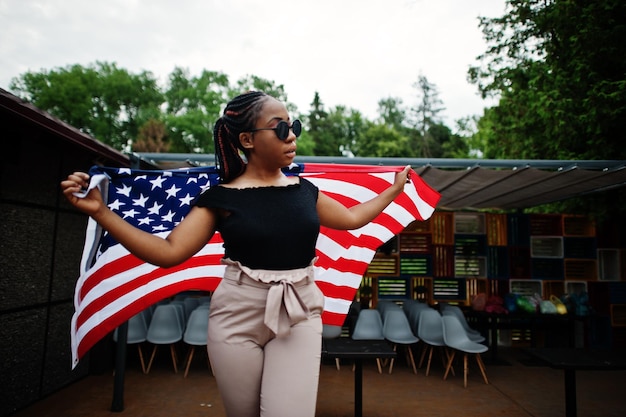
[[453, 213, 487, 304], [430, 212, 463, 304], [363, 211, 623, 309], [591, 217, 626, 340], [530, 214, 565, 288], [563, 215, 597, 293], [507, 213, 531, 281], [364, 238, 400, 306]]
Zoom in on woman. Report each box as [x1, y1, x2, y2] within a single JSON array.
[[61, 91, 411, 417]]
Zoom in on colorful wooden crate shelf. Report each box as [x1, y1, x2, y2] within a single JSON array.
[[565, 280, 588, 295], [366, 254, 399, 276], [509, 279, 543, 296], [564, 237, 597, 259], [509, 247, 531, 278], [530, 214, 563, 236], [403, 218, 432, 233], [399, 255, 432, 276], [377, 235, 399, 255], [489, 279, 506, 298], [377, 276, 410, 300], [432, 245, 455, 277], [487, 246, 509, 279], [564, 259, 598, 280], [399, 233, 432, 254], [562, 215, 596, 237], [431, 212, 454, 245], [531, 236, 564, 258], [508, 214, 530, 246], [454, 212, 486, 234], [598, 249, 622, 281], [486, 213, 508, 246], [466, 278, 489, 304], [454, 256, 487, 278], [454, 234, 487, 256], [433, 278, 467, 302], [531, 258, 565, 280], [410, 276, 433, 304], [543, 281, 565, 299], [362, 211, 622, 315]]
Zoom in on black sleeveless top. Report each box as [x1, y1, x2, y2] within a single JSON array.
[[193, 178, 320, 270]]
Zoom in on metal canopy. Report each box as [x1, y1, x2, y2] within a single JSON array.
[[131, 153, 626, 211]]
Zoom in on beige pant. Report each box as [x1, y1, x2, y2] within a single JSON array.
[[207, 259, 324, 417]]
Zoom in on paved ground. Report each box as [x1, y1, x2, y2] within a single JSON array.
[[11, 346, 626, 417]]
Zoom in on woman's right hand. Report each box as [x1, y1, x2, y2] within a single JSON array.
[[60, 172, 106, 217]]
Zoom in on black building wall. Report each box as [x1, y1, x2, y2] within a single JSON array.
[[0, 102, 127, 416]]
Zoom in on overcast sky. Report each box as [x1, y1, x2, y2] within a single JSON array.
[[0, 0, 505, 127]]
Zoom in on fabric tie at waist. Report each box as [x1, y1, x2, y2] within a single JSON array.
[[264, 280, 309, 337], [222, 258, 316, 337]]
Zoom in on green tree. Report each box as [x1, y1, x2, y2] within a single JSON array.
[[10, 62, 163, 150], [376, 97, 406, 128], [232, 75, 298, 114], [163, 67, 229, 153], [468, 0, 626, 219], [293, 130, 316, 156], [307, 94, 362, 157], [132, 118, 170, 153], [429, 123, 469, 158], [455, 115, 483, 158], [410, 75, 445, 157], [319, 106, 366, 157], [354, 123, 411, 157], [306, 92, 327, 156], [469, 0, 626, 160]]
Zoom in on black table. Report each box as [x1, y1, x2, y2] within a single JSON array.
[[525, 348, 626, 417], [466, 311, 587, 364], [322, 338, 396, 417]]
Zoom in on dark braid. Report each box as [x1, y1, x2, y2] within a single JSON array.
[[214, 91, 269, 183]]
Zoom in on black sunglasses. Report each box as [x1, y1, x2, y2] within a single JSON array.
[[250, 119, 302, 140]]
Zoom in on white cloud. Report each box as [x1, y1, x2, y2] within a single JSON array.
[[0, 0, 505, 126]]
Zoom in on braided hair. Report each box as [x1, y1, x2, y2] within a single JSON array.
[[213, 91, 269, 183]]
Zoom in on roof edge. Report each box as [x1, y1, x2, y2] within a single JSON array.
[[132, 152, 626, 171], [1, 88, 129, 165]]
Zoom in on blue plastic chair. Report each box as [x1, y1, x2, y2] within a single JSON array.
[[113, 311, 148, 373], [417, 308, 453, 376], [351, 309, 385, 373], [182, 308, 211, 377], [322, 324, 344, 370], [442, 315, 489, 387], [146, 304, 183, 373], [441, 305, 486, 343], [383, 310, 419, 374]]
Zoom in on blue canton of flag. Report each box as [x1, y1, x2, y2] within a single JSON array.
[[92, 166, 220, 254]]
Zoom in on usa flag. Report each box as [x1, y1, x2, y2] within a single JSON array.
[[71, 163, 440, 367]]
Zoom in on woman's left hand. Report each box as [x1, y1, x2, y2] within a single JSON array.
[[393, 165, 412, 190]]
